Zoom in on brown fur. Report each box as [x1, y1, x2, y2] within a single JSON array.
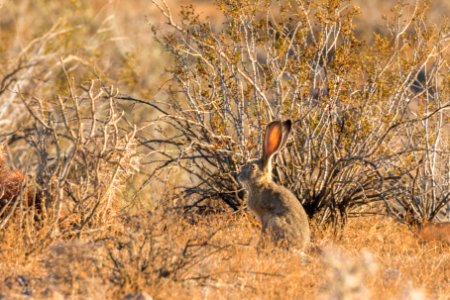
[[0, 152, 24, 209], [237, 120, 310, 250], [0, 149, 41, 215]]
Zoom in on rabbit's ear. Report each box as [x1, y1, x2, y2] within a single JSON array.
[[279, 119, 292, 150], [262, 120, 292, 167]]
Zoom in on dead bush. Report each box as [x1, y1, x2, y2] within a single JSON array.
[[0, 77, 140, 253]]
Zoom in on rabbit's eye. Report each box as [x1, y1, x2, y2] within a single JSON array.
[[251, 164, 257, 170]]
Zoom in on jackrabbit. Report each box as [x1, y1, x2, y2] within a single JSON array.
[[237, 120, 310, 250]]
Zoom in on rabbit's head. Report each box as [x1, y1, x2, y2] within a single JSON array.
[[237, 120, 292, 187]]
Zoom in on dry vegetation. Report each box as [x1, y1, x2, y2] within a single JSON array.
[[1, 212, 449, 299], [0, 0, 450, 299]]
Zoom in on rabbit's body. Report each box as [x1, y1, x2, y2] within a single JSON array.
[[246, 177, 310, 249], [238, 120, 310, 251]]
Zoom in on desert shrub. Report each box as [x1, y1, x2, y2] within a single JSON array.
[[145, 0, 450, 226], [0, 77, 139, 253], [0, 2, 147, 251], [388, 83, 450, 224]]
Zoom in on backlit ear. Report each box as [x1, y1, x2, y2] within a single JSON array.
[[262, 120, 292, 167], [262, 121, 283, 166]]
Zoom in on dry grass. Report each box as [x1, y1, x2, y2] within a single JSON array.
[[1, 212, 449, 299]]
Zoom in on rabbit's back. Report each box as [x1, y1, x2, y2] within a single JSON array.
[[248, 182, 311, 249]]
